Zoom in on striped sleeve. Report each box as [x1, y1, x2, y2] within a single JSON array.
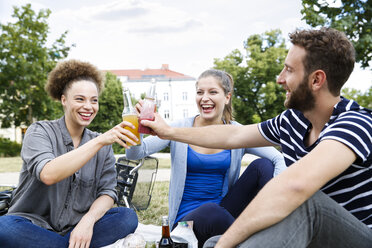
[[321, 111, 372, 162], [259, 113, 283, 146]]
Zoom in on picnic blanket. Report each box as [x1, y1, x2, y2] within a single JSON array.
[[102, 223, 162, 248]]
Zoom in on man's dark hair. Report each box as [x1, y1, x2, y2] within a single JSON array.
[[289, 27, 355, 96]]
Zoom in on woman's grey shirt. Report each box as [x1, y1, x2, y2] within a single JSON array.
[[7, 116, 118, 235], [126, 116, 286, 228]]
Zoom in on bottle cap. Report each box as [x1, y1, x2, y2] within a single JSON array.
[[161, 215, 169, 226]]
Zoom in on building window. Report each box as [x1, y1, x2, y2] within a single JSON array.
[[183, 109, 188, 118], [164, 92, 169, 101], [182, 92, 187, 101], [164, 110, 170, 119]]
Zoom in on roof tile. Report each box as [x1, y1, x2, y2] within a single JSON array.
[[105, 65, 194, 80]]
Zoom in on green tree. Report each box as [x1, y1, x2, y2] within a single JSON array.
[[0, 4, 70, 128], [342, 86, 372, 108], [89, 72, 125, 154], [214, 30, 287, 124], [301, 0, 372, 69]]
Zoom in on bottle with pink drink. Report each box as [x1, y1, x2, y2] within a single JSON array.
[[138, 79, 156, 134]]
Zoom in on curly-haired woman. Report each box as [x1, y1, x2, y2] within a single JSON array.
[[0, 60, 139, 248]]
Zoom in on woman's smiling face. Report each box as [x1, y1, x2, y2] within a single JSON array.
[[61, 79, 99, 128], [196, 76, 231, 122]]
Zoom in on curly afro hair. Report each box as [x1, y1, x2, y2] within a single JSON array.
[[45, 59, 104, 101]]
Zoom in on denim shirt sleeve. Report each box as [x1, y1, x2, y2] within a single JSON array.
[[21, 123, 56, 181], [244, 146, 287, 176], [126, 134, 171, 160], [96, 145, 118, 202]]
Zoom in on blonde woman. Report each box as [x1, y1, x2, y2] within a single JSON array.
[[127, 69, 286, 247]]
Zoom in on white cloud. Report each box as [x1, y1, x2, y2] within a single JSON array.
[[0, 0, 370, 91], [344, 65, 372, 92]]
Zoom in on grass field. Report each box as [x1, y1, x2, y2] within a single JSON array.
[[0, 157, 22, 172], [135, 181, 169, 225]]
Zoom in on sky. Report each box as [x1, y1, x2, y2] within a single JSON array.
[[0, 0, 370, 92]]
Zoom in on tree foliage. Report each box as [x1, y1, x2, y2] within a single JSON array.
[[301, 0, 372, 69], [0, 4, 70, 128], [342, 85, 372, 108], [89, 72, 125, 154], [214, 30, 287, 124], [89, 72, 124, 134]]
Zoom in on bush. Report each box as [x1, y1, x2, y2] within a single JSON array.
[[113, 143, 125, 154], [159, 146, 170, 153], [0, 137, 22, 157]]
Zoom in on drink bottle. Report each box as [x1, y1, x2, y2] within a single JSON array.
[[122, 87, 140, 146], [159, 216, 174, 248], [138, 79, 156, 134]]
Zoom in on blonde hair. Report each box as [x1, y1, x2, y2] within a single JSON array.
[[197, 69, 234, 123]]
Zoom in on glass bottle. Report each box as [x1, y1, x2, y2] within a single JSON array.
[[138, 78, 156, 134], [122, 87, 140, 146], [159, 216, 174, 248]]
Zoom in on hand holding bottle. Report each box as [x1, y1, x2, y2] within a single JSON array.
[[138, 79, 157, 134]]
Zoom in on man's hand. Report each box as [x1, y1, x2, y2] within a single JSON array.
[[68, 215, 95, 248], [140, 113, 174, 139]]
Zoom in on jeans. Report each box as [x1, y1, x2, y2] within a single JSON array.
[[181, 158, 274, 248], [0, 207, 138, 248], [203, 191, 372, 248]]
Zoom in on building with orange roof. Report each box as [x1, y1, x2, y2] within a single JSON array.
[[106, 64, 198, 121]]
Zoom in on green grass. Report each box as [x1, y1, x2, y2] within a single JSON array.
[[0, 185, 16, 191], [136, 181, 169, 225], [0, 157, 22, 172], [157, 158, 170, 169]]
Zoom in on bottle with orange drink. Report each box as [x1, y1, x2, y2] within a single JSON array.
[[122, 87, 141, 146]]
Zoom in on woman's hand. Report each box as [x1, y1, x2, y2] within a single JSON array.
[[68, 215, 95, 248], [140, 113, 174, 139], [68, 195, 114, 248], [96, 121, 139, 148]]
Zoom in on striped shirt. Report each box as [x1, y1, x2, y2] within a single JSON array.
[[259, 97, 372, 228]]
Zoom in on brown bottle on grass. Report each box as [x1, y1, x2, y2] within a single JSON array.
[[159, 216, 174, 248]]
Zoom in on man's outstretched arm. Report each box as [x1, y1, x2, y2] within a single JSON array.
[[141, 113, 273, 149], [215, 139, 356, 247]]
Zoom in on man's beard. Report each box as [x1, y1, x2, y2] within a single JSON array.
[[285, 75, 315, 112]]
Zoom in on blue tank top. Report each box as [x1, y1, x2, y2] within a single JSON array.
[[175, 146, 231, 224]]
